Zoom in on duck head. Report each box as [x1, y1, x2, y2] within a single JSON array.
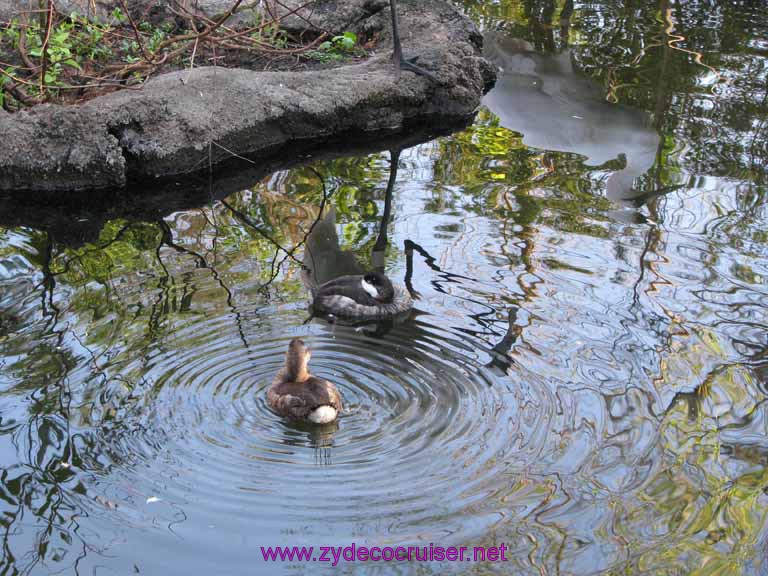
[[361, 272, 395, 303], [285, 338, 311, 382]]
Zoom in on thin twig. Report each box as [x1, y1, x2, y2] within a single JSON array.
[[117, 0, 154, 63], [211, 140, 256, 164], [182, 37, 199, 84], [0, 66, 141, 91], [272, 0, 330, 36], [17, 11, 39, 71], [220, 198, 298, 261], [151, 0, 246, 54], [39, 0, 55, 92]]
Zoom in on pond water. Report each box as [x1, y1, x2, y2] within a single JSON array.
[[1, 0, 767, 574]]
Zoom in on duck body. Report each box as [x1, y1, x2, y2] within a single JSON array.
[[311, 271, 412, 319], [267, 339, 343, 424]]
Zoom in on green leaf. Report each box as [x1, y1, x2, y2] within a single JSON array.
[[63, 59, 81, 70], [52, 30, 70, 43]]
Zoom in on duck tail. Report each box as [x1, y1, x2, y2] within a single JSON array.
[[308, 405, 338, 424]]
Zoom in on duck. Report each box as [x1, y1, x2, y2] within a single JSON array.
[[267, 338, 343, 424], [310, 270, 413, 319]]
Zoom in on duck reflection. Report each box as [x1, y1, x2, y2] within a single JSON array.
[[404, 238, 524, 376], [302, 148, 523, 373], [279, 418, 340, 466], [302, 149, 413, 329]]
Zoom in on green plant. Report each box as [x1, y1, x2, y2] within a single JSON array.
[[0, 5, 324, 108], [110, 7, 127, 24], [0, 69, 12, 108], [308, 31, 360, 62], [319, 31, 357, 53], [137, 20, 170, 54], [249, 18, 288, 50], [3, 18, 20, 44], [71, 14, 113, 60], [27, 21, 81, 85]]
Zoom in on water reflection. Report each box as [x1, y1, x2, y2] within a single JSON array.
[[1, 0, 768, 574], [302, 149, 402, 290], [482, 31, 661, 206]]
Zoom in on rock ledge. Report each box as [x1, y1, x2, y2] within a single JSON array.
[[0, 0, 495, 192]]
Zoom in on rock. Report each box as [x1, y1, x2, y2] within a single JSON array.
[[0, 106, 125, 191], [273, 0, 390, 35], [0, 0, 496, 192], [0, 0, 21, 21], [0, 0, 260, 24]]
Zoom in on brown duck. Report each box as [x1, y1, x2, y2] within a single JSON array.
[[267, 338, 343, 424]]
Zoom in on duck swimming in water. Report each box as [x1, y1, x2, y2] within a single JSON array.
[[310, 271, 413, 319], [267, 338, 343, 424]]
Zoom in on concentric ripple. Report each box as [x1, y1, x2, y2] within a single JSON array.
[[83, 302, 532, 552], [4, 5, 768, 570]]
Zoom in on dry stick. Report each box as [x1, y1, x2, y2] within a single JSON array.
[[179, 0, 319, 44], [216, 24, 326, 50], [39, 0, 55, 93], [75, 70, 152, 86], [262, 0, 278, 22], [0, 66, 142, 91], [151, 0, 245, 54], [6, 0, 321, 106], [211, 140, 257, 164], [108, 0, 315, 83], [271, 0, 329, 36], [212, 29, 329, 54], [218, 33, 326, 54], [186, 0, 200, 35], [182, 37, 199, 84], [139, 0, 155, 22], [17, 11, 39, 71], [117, 0, 155, 63], [101, 50, 171, 82], [102, 0, 246, 82], [0, 19, 36, 28], [102, 51, 169, 72], [0, 60, 37, 71]]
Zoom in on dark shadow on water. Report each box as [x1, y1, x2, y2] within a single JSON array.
[[0, 119, 472, 247]]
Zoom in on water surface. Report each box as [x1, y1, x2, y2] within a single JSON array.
[[1, 0, 767, 574]]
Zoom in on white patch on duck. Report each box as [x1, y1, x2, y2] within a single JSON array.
[[308, 406, 338, 424], [361, 278, 379, 299], [323, 295, 358, 308]]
